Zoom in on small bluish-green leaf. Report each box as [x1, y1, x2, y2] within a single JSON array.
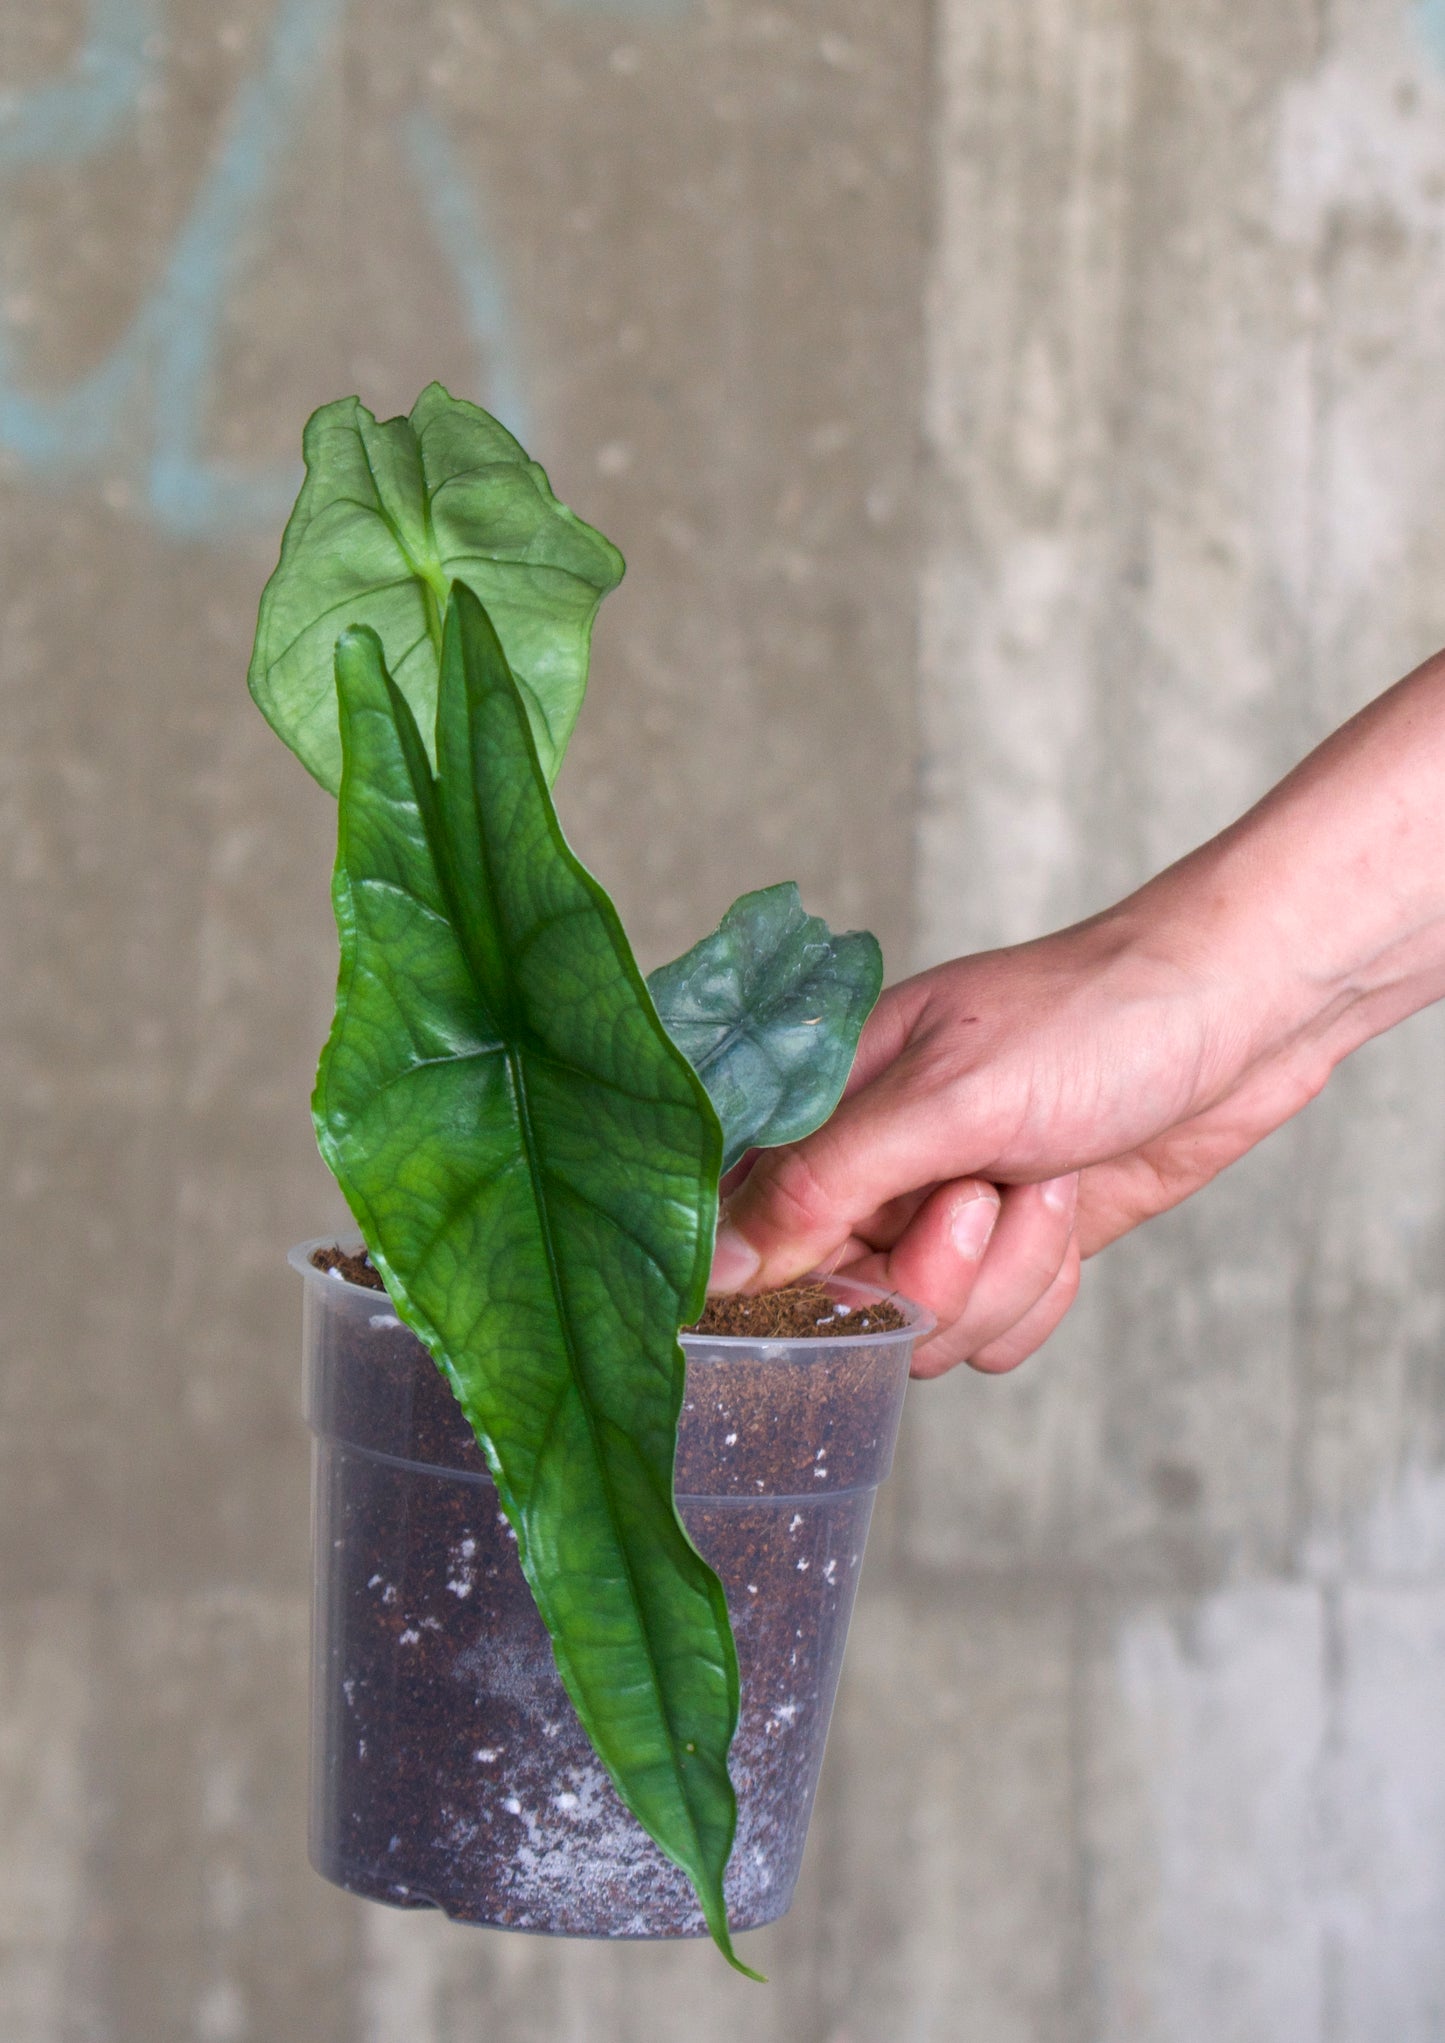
[[314, 585, 758, 1975], [648, 883, 883, 1173], [248, 384, 624, 793]]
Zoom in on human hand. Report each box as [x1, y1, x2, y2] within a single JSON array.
[[707, 648, 1445, 1377], [707, 904, 1333, 1377]]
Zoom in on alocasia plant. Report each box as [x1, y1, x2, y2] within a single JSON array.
[[253, 388, 882, 1967]]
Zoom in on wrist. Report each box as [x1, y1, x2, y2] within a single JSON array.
[[1114, 738, 1445, 1103]]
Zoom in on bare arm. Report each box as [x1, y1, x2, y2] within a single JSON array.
[[709, 650, 1445, 1376]]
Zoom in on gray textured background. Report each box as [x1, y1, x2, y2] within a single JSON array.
[[5, 2, 1445, 2037]]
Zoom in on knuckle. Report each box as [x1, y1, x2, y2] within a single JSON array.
[[1024, 1189, 1078, 1284], [966, 1351, 1021, 1377], [971, 1251, 1081, 1374], [909, 1323, 973, 1380], [1054, 1249, 1082, 1311], [749, 1144, 837, 1243]]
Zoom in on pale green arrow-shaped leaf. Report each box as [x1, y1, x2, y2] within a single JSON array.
[[648, 883, 883, 1174], [314, 584, 757, 1974], [249, 383, 624, 793]]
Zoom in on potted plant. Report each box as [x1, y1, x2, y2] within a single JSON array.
[[250, 387, 933, 1974]]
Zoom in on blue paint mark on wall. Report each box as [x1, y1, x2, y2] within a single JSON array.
[[147, 0, 345, 535], [0, 0, 691, 539], [403, 109, 534, 448], [0, 0, 341, 536], [1417, 0, 1445, 64], [552, 0, 692, 12], [0, 1, 162, 470], [0, 0, 161, 171]]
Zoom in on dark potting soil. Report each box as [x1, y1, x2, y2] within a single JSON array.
[[307, 1246, 905, 1339], [307, 1274, 911, 1936], [310, 1242, 386, 1290], [687, 1283, 906, 1339]]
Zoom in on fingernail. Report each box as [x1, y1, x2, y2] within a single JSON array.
[[709, 1221, 762, 1293], [950, 1191, 1000, 1261], [1041, 1173, 1078, 1216]]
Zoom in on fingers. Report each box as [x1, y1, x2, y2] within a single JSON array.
[[708, 1140, 847, 1292], [904, 1174, 1079, 1379], [968, 1236, 1081, 1374], [703, 954, 1088, 1374], [712, 1144, 1084, 1380], [877, 1178, 1002, 1328], [712, 1156, 1084, 1379], [710, 1073, 970, 1293], [707, 975, 1018, 1293]]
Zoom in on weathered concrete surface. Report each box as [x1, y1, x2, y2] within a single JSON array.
[[908, 2, 1445, 2039], [7, 0, 1445, 2037], [0, 1602, 96, 2042], [813, 1585, 1084, 2043]]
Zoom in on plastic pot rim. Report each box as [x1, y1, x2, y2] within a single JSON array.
[[288, 1233, 936, 1350]]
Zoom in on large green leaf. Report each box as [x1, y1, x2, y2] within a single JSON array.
[[248, 384, 624, 793], [648, 883, 883, 1173], [314, 584, 756, 1974]]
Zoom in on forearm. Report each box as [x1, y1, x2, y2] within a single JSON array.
[[1118, 649, 1445, 1101]]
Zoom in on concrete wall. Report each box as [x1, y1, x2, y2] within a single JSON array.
[[4, 2, 1445, 2036]]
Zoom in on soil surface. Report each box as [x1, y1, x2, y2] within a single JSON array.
[[307, 1246, 906, 1337], [688, 1283, 905, 1339], [310, 1242, 386, 1290]]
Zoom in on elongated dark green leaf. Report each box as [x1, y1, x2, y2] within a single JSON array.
[[314, 585, 756, 1974], [648, 883, 883, 1173], [249, 384, 624, 793]]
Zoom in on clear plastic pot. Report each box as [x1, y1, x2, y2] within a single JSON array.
[[294, 1239, 931, 1939]]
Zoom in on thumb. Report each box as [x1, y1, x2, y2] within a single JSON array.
[[708, 1145, 851, 1294], [708, 974, 1021, 1292], [704, 989, 924, 1292], [708, 1075, 942, 1293]]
